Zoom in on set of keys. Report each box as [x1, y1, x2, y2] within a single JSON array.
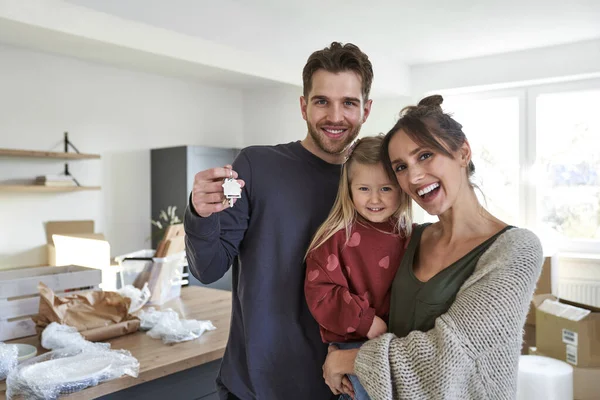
[[222, 169, 242, 208]]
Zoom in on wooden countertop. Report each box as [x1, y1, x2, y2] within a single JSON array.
[[0, 286, 232, 399]]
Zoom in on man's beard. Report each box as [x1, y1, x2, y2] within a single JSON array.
[[307, 122, 361, 155]]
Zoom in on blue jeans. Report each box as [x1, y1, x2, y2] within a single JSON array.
[[333, 342, 371, 400]]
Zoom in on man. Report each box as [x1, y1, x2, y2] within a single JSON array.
[[184, 42, 373, 400]]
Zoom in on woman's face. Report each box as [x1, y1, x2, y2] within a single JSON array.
[[387, 129, 470, 217]]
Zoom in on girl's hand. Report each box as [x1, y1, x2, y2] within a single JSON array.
[[367, 315, 387, 339], [323, 347, 359, 395]]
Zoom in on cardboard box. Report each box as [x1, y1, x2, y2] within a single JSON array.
[[46, 220, 98, 264], [45, 220, 116, 290], [526, 255, 555, 326], [529, 346, 600, 400], [534, 294, 600, 367]]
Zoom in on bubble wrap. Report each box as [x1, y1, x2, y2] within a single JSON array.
[[138, 307, 216, 344], [6, 323, 138, 399], [116, 283, 151, 314], [0, 342, 18, 380]]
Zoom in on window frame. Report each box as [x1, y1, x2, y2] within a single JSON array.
[[430, 79, 600, 254], [527, 78, 600, 254]]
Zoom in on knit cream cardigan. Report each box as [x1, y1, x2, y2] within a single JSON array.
[[355, 228, 543, 399]]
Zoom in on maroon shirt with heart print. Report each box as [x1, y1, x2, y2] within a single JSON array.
[[305, 220, 407, 343]]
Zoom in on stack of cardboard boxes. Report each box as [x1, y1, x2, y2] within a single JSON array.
[[528, 257, 600, 400], [523, 255, 554, 354]]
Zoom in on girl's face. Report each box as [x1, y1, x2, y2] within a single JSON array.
[[388, 129, 471, 217], [349, 162, 401, 224]]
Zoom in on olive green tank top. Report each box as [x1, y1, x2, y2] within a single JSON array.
[[389, 223, 513, 337]]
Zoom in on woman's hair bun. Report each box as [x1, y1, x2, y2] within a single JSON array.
[[418, 94, 443, 109]]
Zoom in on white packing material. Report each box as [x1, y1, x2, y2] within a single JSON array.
[[6, 346, 138, 400], [138, 307, 216, 344], [0, 342, 18, 380], [138, 307, 178, 331], [40, 322, 107, 351], [538, 298, 591, 322], [116, 283, 151, 314], [6, 322, 138, 399]]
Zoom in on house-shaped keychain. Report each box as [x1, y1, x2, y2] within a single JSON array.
[[222, 177, 242, 207]]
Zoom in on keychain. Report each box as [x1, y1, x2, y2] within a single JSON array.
[[222, 169, 242, 208]]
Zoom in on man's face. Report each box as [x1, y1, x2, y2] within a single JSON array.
[[301, 70, 372, 157]]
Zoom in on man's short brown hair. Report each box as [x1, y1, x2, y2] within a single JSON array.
[[302, 42, 374, 101]]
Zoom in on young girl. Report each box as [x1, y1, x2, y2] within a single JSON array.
[[305, 135, 411, 400]]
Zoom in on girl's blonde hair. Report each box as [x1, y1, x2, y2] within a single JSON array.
[[306, 135, 412, 256]]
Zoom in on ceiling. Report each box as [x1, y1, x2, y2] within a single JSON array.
[[3, 0, 596, 97], [66, 0, 600, 67]]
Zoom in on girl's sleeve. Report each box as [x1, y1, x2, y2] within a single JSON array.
[[305, 235, 376, 339], [354, 229, 543, 400]]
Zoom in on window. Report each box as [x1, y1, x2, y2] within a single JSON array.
[[534, 85, 600, 248], [418, 79, 600, 253], [443, 94, 521, 225]]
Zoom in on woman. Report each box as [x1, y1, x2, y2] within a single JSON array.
[[322, 95, 543, 399]]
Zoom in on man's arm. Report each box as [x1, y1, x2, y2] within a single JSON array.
[[184, 152, 251, 284]]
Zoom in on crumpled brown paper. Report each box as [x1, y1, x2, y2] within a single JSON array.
[[33, 282, 140, 342]]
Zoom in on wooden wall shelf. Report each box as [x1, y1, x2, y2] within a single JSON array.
[[0, 148, 100, 160], [0, 185, 101, 192]]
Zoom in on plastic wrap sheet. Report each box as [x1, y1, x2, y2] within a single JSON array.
[[0, 342, 18, 380], [116, 283, 151, 314], [6, 346, 138, 400], [138, 307, 216, 344], [6, 322, 138, 399], [40, 322, 108, 351]]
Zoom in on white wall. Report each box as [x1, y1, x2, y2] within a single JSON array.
[[242, 85, 306, 147], [242, 85, 410, 146], [0, 44, 244, 268], [362, 97, 410, 137], [411, 38, 600, 96]]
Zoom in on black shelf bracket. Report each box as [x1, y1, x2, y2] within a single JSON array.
[[63, 131, 81, 186]]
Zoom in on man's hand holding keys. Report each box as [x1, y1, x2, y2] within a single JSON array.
[[191, 165, 245, 218]]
